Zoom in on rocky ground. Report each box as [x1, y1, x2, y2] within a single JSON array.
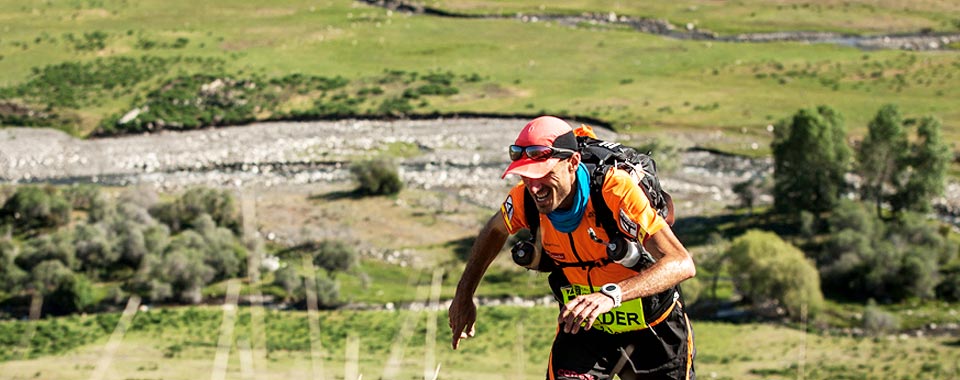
[[1, 118, 957, 243]]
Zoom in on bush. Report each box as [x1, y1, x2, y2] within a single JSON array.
[[862, 299, 899, 336], [349, 159, 403, 196], [726, 230, 824, 319], [377, 96, 413, 116], [312, 240, 358, 278]]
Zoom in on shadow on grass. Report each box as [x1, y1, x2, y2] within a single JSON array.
[[309, 189, 363, 201], [945, 338, 960, 348], [445, 236, 475, 262], [673, 210, 799, 247]]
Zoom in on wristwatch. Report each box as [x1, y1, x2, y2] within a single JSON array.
[[600, 283, 622, 308]]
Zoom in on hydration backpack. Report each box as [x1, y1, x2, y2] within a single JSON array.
[[520, 125, 675, 270]]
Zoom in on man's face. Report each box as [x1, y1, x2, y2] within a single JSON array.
[[521, 157, 579, 214]]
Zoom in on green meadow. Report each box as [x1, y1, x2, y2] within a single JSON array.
[[1, 0, 958, 148], [0, 306, 958, 380]]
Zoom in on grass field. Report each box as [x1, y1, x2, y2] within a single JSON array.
[[432, 0, 960, 35], [0, 305, 958, 380], [1, 0, 958, 149]]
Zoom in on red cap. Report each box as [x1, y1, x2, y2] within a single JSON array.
[[502, 116, 576, 179]]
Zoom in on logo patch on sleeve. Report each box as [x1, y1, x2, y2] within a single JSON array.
[[618, 208, 638, 239], [502, 195, 515, 219]]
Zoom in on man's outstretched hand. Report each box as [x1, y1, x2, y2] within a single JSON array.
[[559, 293, 616, 334], [448, 297, 477, 350]]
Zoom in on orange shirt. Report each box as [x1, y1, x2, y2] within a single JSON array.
[[500, 168, 667, 290]]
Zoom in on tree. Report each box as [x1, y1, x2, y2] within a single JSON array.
[[150, 187, 241, 234], [857, 104, 909, 218], [0, 238, 27, 294], [74, 223, 118, 278], [192, 214, 247, 281], [890, 116, 951, 213], [15, 230, 77, 271], [726, 230, 824, 319], [821, 200, 952, 302], [771, 106, 851, 216], [0, 186, 71, 235]]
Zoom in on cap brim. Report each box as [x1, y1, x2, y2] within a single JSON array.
[[501, 157, 561, 179]]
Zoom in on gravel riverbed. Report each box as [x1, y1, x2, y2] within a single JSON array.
[[0, 118, 957, 224]]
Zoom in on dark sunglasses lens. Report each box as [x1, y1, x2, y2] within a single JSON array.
[[525, 146, 553, 161], [509, 145, 524, 161]]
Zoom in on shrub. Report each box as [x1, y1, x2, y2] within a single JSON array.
[[273, 264, 303, 301], [726, 230, 824, 319], [862, 299, 899, 336], [349, 159, 403, 196], [312, 240, 358, 278], [377, 96, 413, 116]]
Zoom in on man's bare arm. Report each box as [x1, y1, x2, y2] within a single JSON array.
[[448, 212, 510, 349]]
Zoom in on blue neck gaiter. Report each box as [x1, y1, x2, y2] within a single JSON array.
[[547, 163, 590, 233]]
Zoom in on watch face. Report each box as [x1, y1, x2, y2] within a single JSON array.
[[604, 284, 617, 292]]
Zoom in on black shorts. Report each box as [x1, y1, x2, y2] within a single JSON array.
[[547, 304, 696, 380]]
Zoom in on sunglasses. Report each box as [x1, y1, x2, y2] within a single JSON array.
[[509, 145, 578, 161]]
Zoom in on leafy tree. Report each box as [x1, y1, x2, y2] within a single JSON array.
[[160, 233, 216, 304], [192, 214, 247, 281], [889, 116, 952, 213], [15, 230, 77, 271], [857, 104, 909, 218], [0, 186, 71, 235], [726, 230, 824, 319], [150, 187, 241, 234], [821, 200, 952, 301], [45, 272, 96, 315], [74, 223, 118, 278], [771, 106, 851, 216], [29, 259, 74, 295], [0, 238, 27, 294], [350, 159, 403, 196]]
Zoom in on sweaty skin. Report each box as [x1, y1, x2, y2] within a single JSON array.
[[448, 155, 695, 347]]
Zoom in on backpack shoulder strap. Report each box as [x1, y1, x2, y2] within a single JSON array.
[[522, 188, 539, 235], [588, 167, 625, 241]]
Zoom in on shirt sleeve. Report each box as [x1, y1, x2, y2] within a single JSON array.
[[601, 168, 667, 241], [500, 183, 529, 235]]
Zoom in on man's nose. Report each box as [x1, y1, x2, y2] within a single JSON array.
[[525, 178, 543, 193]]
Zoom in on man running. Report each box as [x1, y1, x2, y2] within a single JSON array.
[[449, 116, 697, 380]]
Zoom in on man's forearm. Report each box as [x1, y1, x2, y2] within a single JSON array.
[[454, 214, 509, 299], [620, 226, 696, 302]]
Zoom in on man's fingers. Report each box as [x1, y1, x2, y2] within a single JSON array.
[[451, 322, 475, 350]]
